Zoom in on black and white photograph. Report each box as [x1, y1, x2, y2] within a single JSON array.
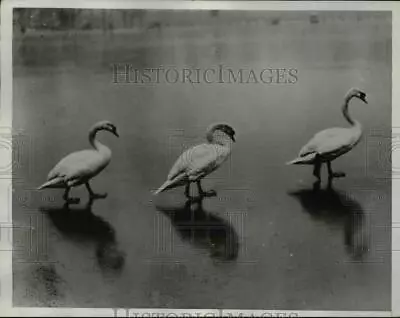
[[5, 2, 393, 315]]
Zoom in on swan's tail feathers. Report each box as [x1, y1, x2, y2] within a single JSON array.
[[153, 180, 174, 195], [153, 174, 187, 195], [286, 153, 316, 165], [286, 158, 303, 165], [37, 177, 64, 190]]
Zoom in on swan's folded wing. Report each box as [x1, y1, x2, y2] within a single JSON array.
[[47, 166, 62, 181], [167, 144, 219, 181], [167, 153, 187, 180], [300, 128, 354, 157], [315, 135, 354, 156], [298, 138, 319, 157], [47, 150, 100, 182]]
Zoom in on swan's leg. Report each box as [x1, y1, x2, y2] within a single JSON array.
[[63, 187, 80, 204], [62, 188, 69, 201], [185, 183, 191, 198], [63, 188, 69, 201], [196, 180, 204, 195], [326, 176, 333, 190], [196, 180, 217, 197], [85, 182, 107, 199], [327, 161, 334, 179], [327, 161, 346, 179], [313, 160, 322, 182]]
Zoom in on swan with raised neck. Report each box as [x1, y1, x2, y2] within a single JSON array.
[[37, 120, 119, 203], [287, 88, 368, 182]]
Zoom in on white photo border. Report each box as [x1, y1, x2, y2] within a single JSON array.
[[0, 1, 397, 316]]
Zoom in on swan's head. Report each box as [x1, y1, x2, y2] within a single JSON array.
[[94, 120, 119, 137], [347, 88, 368, 104], [206, 123, 236, 143]]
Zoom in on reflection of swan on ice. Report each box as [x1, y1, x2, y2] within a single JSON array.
[[155, 195, 239, 261], [41, 197, 125, 273], [154, 123, 236, 197], [287, 88, 368, 182], [37, 121, 119, 203], [288, 180, 369, 260]]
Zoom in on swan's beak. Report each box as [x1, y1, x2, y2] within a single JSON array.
[[359, 93, 368, 104], [113, 130, 120, 137], [232, 135, 236, 142]]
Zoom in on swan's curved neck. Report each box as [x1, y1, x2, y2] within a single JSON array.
[[342, 95, 356, 126], [89, 127, 107, 152]]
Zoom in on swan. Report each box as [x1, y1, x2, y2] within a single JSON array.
[[154, 123, 236, 197], [37, 120, 119, 203], [286, 88, 368, 182]]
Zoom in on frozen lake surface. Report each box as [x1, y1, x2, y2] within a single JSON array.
[[12, 12, 391, 310]]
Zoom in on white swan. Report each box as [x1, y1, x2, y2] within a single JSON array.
[[154, 123, 236, 197], [37, 120, 119, 203], [287, 88, 368, 181]]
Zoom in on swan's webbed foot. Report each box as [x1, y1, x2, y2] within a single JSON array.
[[200, 189, 217, 198], [63, 188, 80, 204], [65, 197, 80, 204], [331, 172, 346, 178], [90, 192, 108, 199], [196, 181, 217, 198], [327, 162, 346, 180], [85, 183, 107, 199]]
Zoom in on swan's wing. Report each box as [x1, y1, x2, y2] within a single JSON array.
[[167, 144, 220, 181], [299, 128, 356, 157], [47, 150, 103, 183]]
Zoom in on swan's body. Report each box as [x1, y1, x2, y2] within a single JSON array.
[[154, 123, 236, 196], [287, 88, 368, 181], [38, 121, 119, 202], [42, 148, 111, 188], [292, 124, 362, 164]]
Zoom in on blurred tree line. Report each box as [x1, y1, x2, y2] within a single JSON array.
[[14, 8, 148, 32], [13, 8, 224, 33], [13, 8, 233, 33], [13, 8, 387, 34]]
